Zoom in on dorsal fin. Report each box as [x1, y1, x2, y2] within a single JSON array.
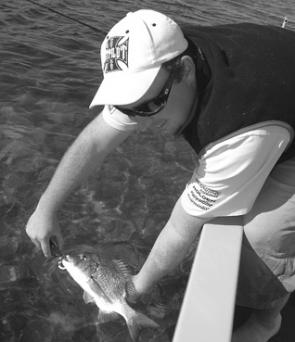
[[83, 291, 95, 304], [113, 259, 130, 278]]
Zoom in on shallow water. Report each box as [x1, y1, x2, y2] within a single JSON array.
[[1, 0, 295, 341]]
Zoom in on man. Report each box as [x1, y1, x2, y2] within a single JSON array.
[[26, 9, 295, 341]]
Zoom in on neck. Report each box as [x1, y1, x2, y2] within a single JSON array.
[[176, 41, 211, 136]]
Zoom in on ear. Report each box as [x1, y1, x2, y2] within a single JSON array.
[[178, 55, 195, 84]]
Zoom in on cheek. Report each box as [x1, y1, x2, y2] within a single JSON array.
[[148, 96, 187, 131], [165, 86, 194, 126], [165, 102, 187, 125], [149, 116, 167, 130], [165, 88, 184, 115]]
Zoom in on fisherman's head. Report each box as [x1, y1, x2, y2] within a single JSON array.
[[89, 9, 197, 135]]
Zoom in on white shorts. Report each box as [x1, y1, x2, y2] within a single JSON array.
[[236, 157, 295, 309]]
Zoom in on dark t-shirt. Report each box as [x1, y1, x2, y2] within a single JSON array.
[[182, 23, 295, 161]]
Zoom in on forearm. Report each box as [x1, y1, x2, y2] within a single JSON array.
[[37, 133, 105, 214], [133, 198, 210, 294], [133, 222, 198, 293], [26, 113, 133, 256], [36, 114, 131, 215]]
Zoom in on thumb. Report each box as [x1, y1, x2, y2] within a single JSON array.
[[125, 279, 140, 304], [41, 238, 52, 258]]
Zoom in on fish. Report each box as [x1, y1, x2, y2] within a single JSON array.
[[59, 251, 158, 340]]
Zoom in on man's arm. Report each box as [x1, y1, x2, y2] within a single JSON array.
[[26, 112, 133, 256], [133, 197, 211, 294]]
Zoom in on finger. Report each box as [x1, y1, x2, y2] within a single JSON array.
[[56, 233, 64, 250], [41, 238, 52, 258], [25, 227, 40, 248], [125, 279, 140, 304], [32, 238, 41, 251]]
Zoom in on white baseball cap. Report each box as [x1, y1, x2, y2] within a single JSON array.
[[89, 9, 188, 108]]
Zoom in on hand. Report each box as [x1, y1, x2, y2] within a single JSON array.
[[25, 207, 63, 258], [125, 276, 140, 304]]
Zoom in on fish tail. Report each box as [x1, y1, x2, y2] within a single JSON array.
[[123, 304, 159, 341]]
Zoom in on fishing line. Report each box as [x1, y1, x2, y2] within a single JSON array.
[[25, 0, 291, 32], [25, 0, 101, 33]]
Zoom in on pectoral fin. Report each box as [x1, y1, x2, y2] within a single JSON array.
[[113, 259, 130, 278], [83, 291, 95, 304], [97, 310, 119, 324]]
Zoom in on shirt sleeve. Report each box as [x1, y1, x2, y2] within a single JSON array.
[[180, 123, 292, 218], [102, 105, 139, 132]]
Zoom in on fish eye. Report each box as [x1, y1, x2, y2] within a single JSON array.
[[78, 253, 88, 261]]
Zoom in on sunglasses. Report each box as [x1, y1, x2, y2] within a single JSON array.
[[114, 67, 176, 117]]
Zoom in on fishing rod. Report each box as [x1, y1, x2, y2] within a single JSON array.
[[281, 16, 288, 28], [25, 0, 101, 33]]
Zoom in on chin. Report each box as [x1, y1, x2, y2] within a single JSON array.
[[164, 128, 180, 138]]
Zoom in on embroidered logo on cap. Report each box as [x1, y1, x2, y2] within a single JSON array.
[[104, 36, 129, 73]]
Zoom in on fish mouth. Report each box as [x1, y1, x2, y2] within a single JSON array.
[[58, 254, 73, 270]]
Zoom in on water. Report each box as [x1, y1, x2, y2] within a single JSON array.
[[0, 1, 295, 341]]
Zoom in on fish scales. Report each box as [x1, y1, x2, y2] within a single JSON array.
[[59, 251, 158, 340]]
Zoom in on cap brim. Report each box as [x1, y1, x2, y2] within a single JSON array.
[[89, 65, 161, 108]]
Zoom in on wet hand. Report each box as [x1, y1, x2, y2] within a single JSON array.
[[125, 277, 141, 304], [25, 208, 63, 258]]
